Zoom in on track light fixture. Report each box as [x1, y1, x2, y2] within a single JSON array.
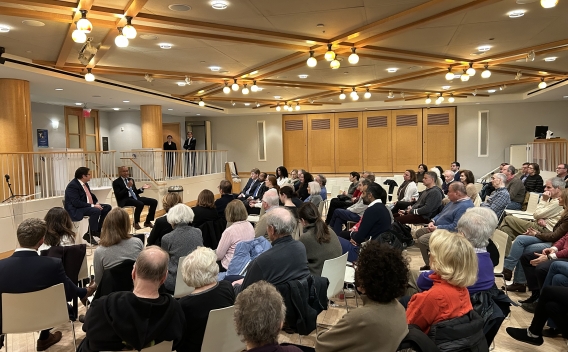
[[472, 89, 477, 96], [251, 81, 259, 92], [256, 102, 260, 107], [122, 16, 137, 39], [425, 95, 431, 104], [348, 47, 359, 64], [481, 64, 491, 78], [401, 92, 405, 99], [307, 50, 317, 67], [460, 69, 470, 82], [324, 44, 335, 61], [223, 81, 230, 94], [144, 73, 153, 83], [388, 91, 394, 99], [515, 71, 522, 80], [231, 79, 239, 91], [231, 100, 235, 106], [276, 104, 281, 111], [115, 27, 129, 47], [198, 98, 205, 107], [76, 10, 92, 33], [500, 85, 506, 91], [339, 89, 346, 100], [538, 78, 547, 89], [466, 63, 476, 76], [185, 76, 191, 85], [526, 50, 536, 62], [242, 84, 249, 94], [448, 94, 455, 103], [445, 67, 454, 81], [364, 88, 371, 99], [330, 57, 340, 69], [84, 68, 95, 82], [541, 0, 558, 8]]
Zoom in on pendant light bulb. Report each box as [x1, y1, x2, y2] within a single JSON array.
[[330, 58, 340, 69], [350, 88, 357, 99], [242, 84, 249, 95], [352, 94, 359, 101], [283, 104, 289, 111], [460, 70, 470, 82], [481, 65, 491, 78], [466, 63, 476, 76], [231, 79, 239, 91], [339, 89, 346, 100], [307, 50, 317, 67], [348, 47, 359, 64], [251, 81, 259, 92], [425, 95, 431, 104], [364, 89, 371, 99], [198, 99, 205, 107], [438, 95, 444, 102], [538, 78, 547, 89], [115, 28, 129, 48], [223, 82, 231, 94], [448, 94, 455, 103], [295, 104, 300, 111], [122, 16, 137, 39], [76, 10, 92, 33], [324, 44, 336, 61], [541, 0, 558, 8], [72, 28, 87, 43], [84, 68, 95, 82], [445, 68, 454, 81], [276, 104, 281, 111]]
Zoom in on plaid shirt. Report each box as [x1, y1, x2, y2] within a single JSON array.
[[481, 187, 510, 218]]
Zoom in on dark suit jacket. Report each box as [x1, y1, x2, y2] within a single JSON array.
[[112, 177, 144, 207], [64, 178, 100, 221], [215, 194, 236, 218], [0, 250, 86, 331], [242, 178, 261, 198], [163, 142, 177, 151], [183, 138, 196, 150], [146, 216, 173, 247]]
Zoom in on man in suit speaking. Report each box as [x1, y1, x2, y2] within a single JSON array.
[[113, 166, 158, 230], [64, 167, 112, 244]]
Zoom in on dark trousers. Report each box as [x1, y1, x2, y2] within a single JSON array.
[[123, 196, 158, 223], [76, 204, 112, 233], [529, 286, 568, 338], [393, 213, 429, 224], [325, 198, 350, 224], [338, 230, 352, 240], [521, 254, 568, 292], [391, 201, 414, 214]]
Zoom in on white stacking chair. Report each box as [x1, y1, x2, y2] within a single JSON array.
[[343, 264, 359, 312], [1, 283, 77, 351], [173, 255, 195, 299], [200, 306, 244, 352], [317, 201, 325, 217], [492, 229, 509, 294], [417, 183, 426, 192], [321, 253, 349, 301]]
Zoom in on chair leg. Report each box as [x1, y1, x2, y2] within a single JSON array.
[[70, 321, 77, 351], [342, 288, 349, 313]]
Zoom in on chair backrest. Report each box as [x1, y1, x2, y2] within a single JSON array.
[[141, 340, 173, 352], [78, 251, 89, 282], [93, 259, 135, 300], [201, 306, 244, 352], [320, 253, 348, 299], [526, 192, 540, 214], [317, 200, 324, 216], [417, 182, 426, 192], [474, 183, 483, 193], [2, 283, 69, 333], [390, 186, 399, 202], [491, 229, 508, 273], [174, 255, 195, 298], [330, 185, 340, 197], [473, 194, 482, 207]]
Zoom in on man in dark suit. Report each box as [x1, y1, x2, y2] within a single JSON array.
[[215, 180, 235, 219], [0, 218, 96, 351], [238, 168, 261, 199], [64, 167, 112, 244], [182, 131, 196, 151], [113, 166, 158, 230], [183, 131, 196, 176]]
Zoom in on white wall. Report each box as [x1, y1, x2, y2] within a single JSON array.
[[187, 113, 284, 173], [31, 102, 66, 151], [457, 100, 568, 177]]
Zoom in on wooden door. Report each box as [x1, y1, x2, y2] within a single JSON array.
[[282, 114, 308, 170], [307, 113, 335, 173], [162, 123, 181, 149], [334, 112, 363, 173], [423, 107, 456, 169], [363, 110, 392, 173], [65, 106, 99, 151], [392, 109, 423, 172]]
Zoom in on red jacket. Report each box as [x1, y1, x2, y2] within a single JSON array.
[[406, 273, 473, 334]]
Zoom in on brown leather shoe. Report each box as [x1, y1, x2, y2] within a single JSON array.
[[144, 221, 154, 229], [36, 331, 62, 351], [504, 283, 526, 292], [502, 268, 513, 281], [133, 223, 142, 230]]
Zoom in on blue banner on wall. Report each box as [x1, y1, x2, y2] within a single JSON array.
[[37, 129, 49, 148]]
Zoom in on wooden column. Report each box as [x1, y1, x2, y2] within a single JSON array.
[[140, 105, 163, 148]]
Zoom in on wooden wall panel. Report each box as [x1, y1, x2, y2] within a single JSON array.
[[307, 113, 335, 173], [363, 110, 392, 173], [334, 111, 362, 173], [423, 107, 456, 169], [282, 114, 308, 170], [392, 109, 423, 172]]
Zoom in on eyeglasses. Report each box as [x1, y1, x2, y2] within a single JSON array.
[[557, 167, 567, 170]]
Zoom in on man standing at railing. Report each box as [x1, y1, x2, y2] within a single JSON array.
[[64, 167, 112, 245], [113, 166, 158, 230], [183, 131, 196, 176]]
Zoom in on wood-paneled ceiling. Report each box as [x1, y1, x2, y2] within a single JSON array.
[[1, 0, 568, 111]]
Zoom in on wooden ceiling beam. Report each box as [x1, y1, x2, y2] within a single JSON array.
[[362, 46, 469, 64], [449, 77, 540, 95], [55, 0, 94, 68], [0, 5, 116, 26], [0, 0, 123, 16], [473, 38, 568, 64], [358, 53, 447, 68], [493, 64, 567, 77], [232, 52, 308, 80], [359, 68, 445, 87], [182, 83, 222, 98]]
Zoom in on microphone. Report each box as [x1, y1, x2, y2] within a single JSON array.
[[4, 174, 9, 182]]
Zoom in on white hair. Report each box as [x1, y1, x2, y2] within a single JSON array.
[[457, 207, 498, 248], [308, 181, 321, 196], [180, 247, 218, 288], [263, 189, 280, 207], [166, 203, 195, 226]]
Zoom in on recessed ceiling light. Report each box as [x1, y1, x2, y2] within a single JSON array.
[[508, 9, 526, 18], [75, 103, 82, 106], [544, 57, 557, 62], [159, 43, 173, 49], [168, 4, 192, 11], [250, 70, 258, 75], [140, 34, 158, 40], [298, 74, 308, 79], [168, 108, 173, 110], [177, 82, 186, 86], [211, 0, 228, 9], [196, 113, 201, 115], [386, 68, 398, 73], [442, 85, 451, 90], [477, 45, 491, 52], [487, 89, 496, 93], [113, 108, 120, 110], [244, 103, 250, 106], [123, 100, 130, 103], [0, 25, 10, 33], [274, 96, 281, 99], [198, 90, 205, 94], [54, 88, 63, 91], [22, 20, 45, 27], [453, 74, 462, 79], [209, 66, 221, 72]]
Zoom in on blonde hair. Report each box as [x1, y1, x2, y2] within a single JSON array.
[[429, 230, 477, 288]]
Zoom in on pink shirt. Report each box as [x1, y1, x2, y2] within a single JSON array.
[[216, 220, 255, 269]]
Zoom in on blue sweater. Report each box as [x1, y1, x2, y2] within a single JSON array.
[[432, 198, 474, 232]]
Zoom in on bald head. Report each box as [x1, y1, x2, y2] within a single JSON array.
[[135, 246, 169, 283]]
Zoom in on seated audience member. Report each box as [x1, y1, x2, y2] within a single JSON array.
[[113, 166, 158, 230], [161, 204, 203, 293], [501, 186, 568, 292], [304, 181, 323, 207], [315, 242, 409, 352], [414, 182, 474, 270], [315, 174, 328, 201], [524, 163, 545, 194], [431, 167, 444, 188], [506, 286, 568, 346], [39, 207, 76, 252], [451, 161, 461, 182], [279, 186, 298, 218], [178, 247, 235, 352], [93, 208, 144, 284], [254, 189, 280, 239], [329, 180, 369, 235], [503, 165, 526, 210], [238, 168, 262, 199], [325, 178, 363, 225], [192, 189, 220, 228], [298, 202, 342, 276], [246, 172, 268, 203], [295, 170, 314, 201], [361, 171, 375, 182], [147, 192, 182, 246], [343, 171, 360, 197], [338, 182, 391, 262], [390, 169, 419, 214], [518, 162, 530, 183], [216, 200, 255, 271], [233, 207, 310, 294], [459, 169, 478, 204], [407, 230, 478, 334], [556, 163, 568, 185], [234, 281, 303, 352], [290, 169, 300, 188], [276, 166, 291, 187], [79, 246, 186, 352], [416, 164, 428, 183], [480, 173, 510, 218], [247, 174, 276, 214], [215, 180, 235, 219], [441, 170, 455, 195], [394, 171, 444, 224], [0, 219, 96, 351]]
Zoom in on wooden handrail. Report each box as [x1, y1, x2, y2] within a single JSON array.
[[0, 150, 117, 155]]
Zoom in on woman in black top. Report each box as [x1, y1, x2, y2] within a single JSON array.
[[296, 170, 314, 201], [416, 164, 428, 183], [163, 135, 177, 178], [525, 163, 544, 193], [280, 186, 299, 219], [147, 192, 182, 246], [192, 189, 220, 228]]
